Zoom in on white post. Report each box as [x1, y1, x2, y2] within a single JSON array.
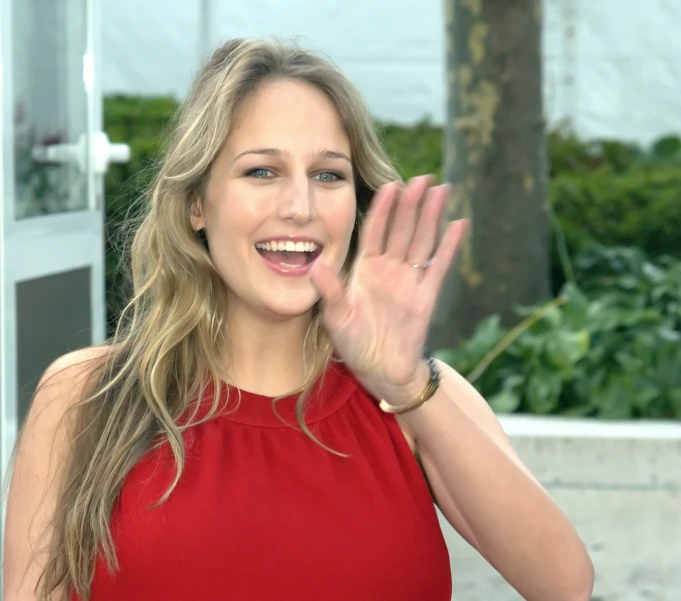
[[198, 0, 213, 61]]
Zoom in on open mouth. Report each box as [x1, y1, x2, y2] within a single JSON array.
[[255, 240, 323, 268]]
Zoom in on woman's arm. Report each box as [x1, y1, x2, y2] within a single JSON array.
[[397, 359, 594, 601], [308, 178, 593, 600], [3, 347, 106, 601]]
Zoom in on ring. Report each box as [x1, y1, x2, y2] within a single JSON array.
[[410, 258, 436, 269]]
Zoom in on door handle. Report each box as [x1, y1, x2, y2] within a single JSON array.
[[32, 132, 131, 175]]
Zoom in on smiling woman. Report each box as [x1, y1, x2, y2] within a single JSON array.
[[188, 78, 358, 318], [4, 38, 593, 601]]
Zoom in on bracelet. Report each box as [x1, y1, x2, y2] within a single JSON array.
[[378, 354, 442, 415]]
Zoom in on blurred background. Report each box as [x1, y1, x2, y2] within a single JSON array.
[[1, 1, 680, 599]]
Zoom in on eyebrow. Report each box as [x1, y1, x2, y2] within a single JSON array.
[[232, 148, 352, 164]]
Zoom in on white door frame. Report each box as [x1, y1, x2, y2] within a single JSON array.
[[0, 0, 128, 541]]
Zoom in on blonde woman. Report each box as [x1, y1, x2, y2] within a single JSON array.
[[4, 39, 594, 601]]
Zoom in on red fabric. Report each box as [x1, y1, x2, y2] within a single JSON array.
[[80, 362, 451, 600]]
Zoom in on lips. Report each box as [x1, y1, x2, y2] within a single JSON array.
[[254, 238, 324, 276]]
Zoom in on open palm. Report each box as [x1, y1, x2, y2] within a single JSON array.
[[310, 176, 468, 405]]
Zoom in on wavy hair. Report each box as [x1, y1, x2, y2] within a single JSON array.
[[36, 38, 399, 600]]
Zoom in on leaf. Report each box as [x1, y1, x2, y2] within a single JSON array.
[[596, 376, 635, 419], [560, 283, 590, 329], [627, 378, 661, 414], [488, 390, 521, 414], [469, 314, 505, 348], [545, 329, 591, 369], [487, 375, 524, 414], [433, 348, 461, 367], [526, 370, 563, 414], [642, 261, 666, 285]]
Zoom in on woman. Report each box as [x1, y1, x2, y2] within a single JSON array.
[[5, 38, 594, 601]]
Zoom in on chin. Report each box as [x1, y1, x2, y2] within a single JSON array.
[[259, 290, 320, 320]]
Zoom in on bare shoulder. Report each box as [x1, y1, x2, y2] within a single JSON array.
[[23, 345, 111, 432], [39, 344, 111, 391]]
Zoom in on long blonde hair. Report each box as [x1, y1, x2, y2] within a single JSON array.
[[37, 38, 399, 600]]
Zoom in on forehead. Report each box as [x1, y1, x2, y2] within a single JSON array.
[[224, 79, 351, 156]]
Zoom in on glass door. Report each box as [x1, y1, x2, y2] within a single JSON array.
[[0, 0, 129, 492]]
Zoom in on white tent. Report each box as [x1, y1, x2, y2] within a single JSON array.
[[104, 0, 681, 144]]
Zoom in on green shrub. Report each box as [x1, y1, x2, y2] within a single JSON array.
[[548, 124, 681, 176], [103, 95, 178, 327], [551, 164, 681, 259], [377, 121, 445, 180], [436, 245, 681, 420]]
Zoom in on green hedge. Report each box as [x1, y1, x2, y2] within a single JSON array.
[[435, 244, 681, 420], [552, 165, 681, 260]]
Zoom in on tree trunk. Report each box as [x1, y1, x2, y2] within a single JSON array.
[[430, 0, 551, 350]]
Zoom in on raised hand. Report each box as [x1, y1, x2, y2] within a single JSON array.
[[309, 175, 468, 407]]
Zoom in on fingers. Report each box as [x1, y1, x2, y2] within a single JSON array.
[[425, 219, 469, 289], [384, 175, 432, 261], [359, 182, 399, 257], [406, 184, 449, 267]]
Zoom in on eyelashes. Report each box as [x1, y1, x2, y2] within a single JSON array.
[[313, 172, 345, 182], [244, 167, 346, 182], [245, 168, 273, 179]]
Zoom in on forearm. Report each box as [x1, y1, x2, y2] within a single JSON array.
[[398, 367, 594, 601]]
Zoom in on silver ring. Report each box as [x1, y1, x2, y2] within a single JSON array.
[[410, 258, 436, 269]]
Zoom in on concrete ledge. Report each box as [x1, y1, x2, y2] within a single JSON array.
[[499, 414, 681, 440], [440, 416, 681, 601]]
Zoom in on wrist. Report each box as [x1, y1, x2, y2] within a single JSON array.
[[395, 361, 431, 406], [378, 356, 441, 414]]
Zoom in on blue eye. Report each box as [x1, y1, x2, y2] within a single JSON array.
[[246, 168, 273, 179], [314, 172, 343, 182]]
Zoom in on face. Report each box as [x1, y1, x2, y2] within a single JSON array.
[[191, 79, 357, 321]]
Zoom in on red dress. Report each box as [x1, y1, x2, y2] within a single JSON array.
[[84, 361, 452, 600]]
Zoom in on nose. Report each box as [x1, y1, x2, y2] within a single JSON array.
[[278, 175, 315, 224]]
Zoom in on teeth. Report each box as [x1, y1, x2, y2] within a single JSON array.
[[256, 241, 319, 252]]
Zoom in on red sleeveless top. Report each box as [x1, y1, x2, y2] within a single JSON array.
[[83, 362, 451, 600]]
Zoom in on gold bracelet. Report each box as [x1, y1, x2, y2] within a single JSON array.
[[378, 356, 441, 415]]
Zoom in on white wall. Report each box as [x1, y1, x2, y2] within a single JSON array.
[[102, 0, 681, 145], [443, 417, 681, 601]]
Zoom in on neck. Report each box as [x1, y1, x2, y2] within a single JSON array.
[[223, 301, 314, 397]]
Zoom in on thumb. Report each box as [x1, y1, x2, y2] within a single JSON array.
[[310, 263, 351, 337], [309, 262, 346, 313]]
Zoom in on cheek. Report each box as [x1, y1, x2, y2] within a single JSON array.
[[201, 202, 251, 271], [204, 189, 261, 243]]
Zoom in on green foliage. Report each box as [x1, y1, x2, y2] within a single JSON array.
[[436, 245, 681, 419], [550, 164, 681, 265], [377, 120, 445, 181], [548, 124, 681, 176], [103, 95, 178, 328]]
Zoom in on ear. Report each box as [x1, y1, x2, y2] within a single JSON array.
[[189, 197, 206, 231]]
